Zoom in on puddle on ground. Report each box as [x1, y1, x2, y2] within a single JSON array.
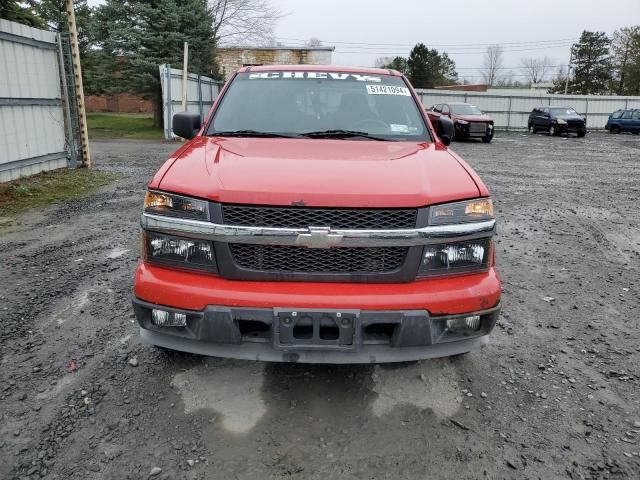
[[371, 359, 461, 418], [172, 360, 266, 434], [106, 247, 130, 259]]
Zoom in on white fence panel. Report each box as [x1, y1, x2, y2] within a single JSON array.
[[158, 67, 640, 137], [416, 89, 640, 130], [159, 64, 222, 139], [0, 20, 70, 182]]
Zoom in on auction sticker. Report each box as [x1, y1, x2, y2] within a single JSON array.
[[366, 85, 411, 96]]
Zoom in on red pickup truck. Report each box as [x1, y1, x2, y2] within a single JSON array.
[[133, 65, 500, 363]]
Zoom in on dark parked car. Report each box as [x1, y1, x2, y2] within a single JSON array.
[[528, 106, 586, 137], [426, 102, 494, 143], [605, 109, 640, 134]]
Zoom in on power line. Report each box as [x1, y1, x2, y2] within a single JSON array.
[[454, 65, 566, 70], [333, 43, 574, 56], [274, 36, 579, 48]]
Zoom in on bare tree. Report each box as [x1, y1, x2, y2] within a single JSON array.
[[520, 56, 554, 85], [374, 57, 394, 68], [480, 45, 504, 86], [210, 0, 282, 46], [495, 70, 514, 87], [307, 37, 323, 47]]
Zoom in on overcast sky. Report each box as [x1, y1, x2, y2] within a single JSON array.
[[270, 0, 639, 82], [88, 0, 639, 82]]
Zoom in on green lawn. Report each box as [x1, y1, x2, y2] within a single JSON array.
[[87, 113, 164, 140], [0, 168, 119, 224]]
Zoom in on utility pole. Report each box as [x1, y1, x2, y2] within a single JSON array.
[[181, 42, 189, 112], [65, 0, 91, 168], [564, 52, 572, 95]]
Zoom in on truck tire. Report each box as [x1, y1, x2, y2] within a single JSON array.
[[611, 125, 621, 134], [549, 125, 559, 137], [482, 134, 493, 143], [577, 130, 586, 138], [528, 123, 536, 133]]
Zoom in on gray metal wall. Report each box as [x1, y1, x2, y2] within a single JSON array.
[[416, 89, 640, 130], [0, 20, 70, 182], [159, 64, 222, 139]]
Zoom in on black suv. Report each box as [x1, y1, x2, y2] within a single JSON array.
[[528, 106, 587, 137]]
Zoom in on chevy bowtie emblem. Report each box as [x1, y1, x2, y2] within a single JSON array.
[[296, 226, 344, 248]]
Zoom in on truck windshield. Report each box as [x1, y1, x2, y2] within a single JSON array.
[[451, 104, 483, 115], [550, 107, 578, 117], [208, 71, 431, 141]]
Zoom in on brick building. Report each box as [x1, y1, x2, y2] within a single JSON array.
[[216, 46, 335, 80], [86, 93, 153, 113]]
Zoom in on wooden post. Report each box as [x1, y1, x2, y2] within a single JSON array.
[[181, 42, 189, 112], [65, 0, 90, 168]]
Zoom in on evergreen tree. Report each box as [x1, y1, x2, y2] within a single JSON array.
[[380, 56, 410, 76], [26, 0, 93, 54], [407, 43, 458, 89], [611, 26, 640, 95], [0, 0, 44, 27], [89, 0, 216, 126], [552, 31, 612, 94]]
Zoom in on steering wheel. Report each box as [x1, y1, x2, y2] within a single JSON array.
[[353, 118, 388, 130]]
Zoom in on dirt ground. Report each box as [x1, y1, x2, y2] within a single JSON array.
[[1, 132, 639, 480]]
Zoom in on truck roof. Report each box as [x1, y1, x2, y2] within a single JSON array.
[[237, 64, 403, 76]]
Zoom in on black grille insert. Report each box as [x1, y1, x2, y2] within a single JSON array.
[[222, 205, 417, 229], [229, 244, 408, 274]]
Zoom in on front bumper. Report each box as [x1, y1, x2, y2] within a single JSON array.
[[455, 122, 493, 138], [134, 298, 500, 363], [556, 123, 586, 133], [133, 262, 501, 363]]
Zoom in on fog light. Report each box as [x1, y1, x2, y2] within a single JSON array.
[[151, 309, 187, 327], [446, 315, 481, 333]]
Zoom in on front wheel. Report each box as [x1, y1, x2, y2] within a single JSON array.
[[577, 130, 586, 138], [482, 135, 493, 143], [528, 123, 536, 134], [611, 126, 621, 134], [549, 125, 559, 136]]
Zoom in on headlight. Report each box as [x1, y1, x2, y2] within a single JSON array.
[[456, 119, 469, 125], [145, 231, 217, 272], [418, 238, 492, 277], [144, 191, 209, 220], [429, 198, 493, 225], [556, 118, 567, 125]]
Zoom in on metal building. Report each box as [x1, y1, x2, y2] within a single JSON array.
[[0, 19, 82, 182]]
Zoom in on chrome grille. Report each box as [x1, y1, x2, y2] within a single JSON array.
[[229, 244, 409, 274], [469, 122, 487, 134], [222, 205, 417, 229]]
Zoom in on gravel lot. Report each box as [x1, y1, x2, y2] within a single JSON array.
[[1, 132, 639, 480]]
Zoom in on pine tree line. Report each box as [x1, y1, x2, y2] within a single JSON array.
[[549, 28, 640, 95]]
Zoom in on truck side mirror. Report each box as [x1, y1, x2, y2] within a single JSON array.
[[438, 116, 454, 146], [172, 112, 202, 139]]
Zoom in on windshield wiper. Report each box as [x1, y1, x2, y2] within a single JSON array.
[[300, 129, 394, 141], [209, 130, 299, 138]]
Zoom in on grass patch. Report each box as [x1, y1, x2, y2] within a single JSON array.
[[0, 168, 119, 221], [87, 113, 164, 140]]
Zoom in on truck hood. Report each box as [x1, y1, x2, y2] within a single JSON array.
[[556, 115, 585, 121], [158, 137, 480, 208], [453, 114, 493, 123]]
